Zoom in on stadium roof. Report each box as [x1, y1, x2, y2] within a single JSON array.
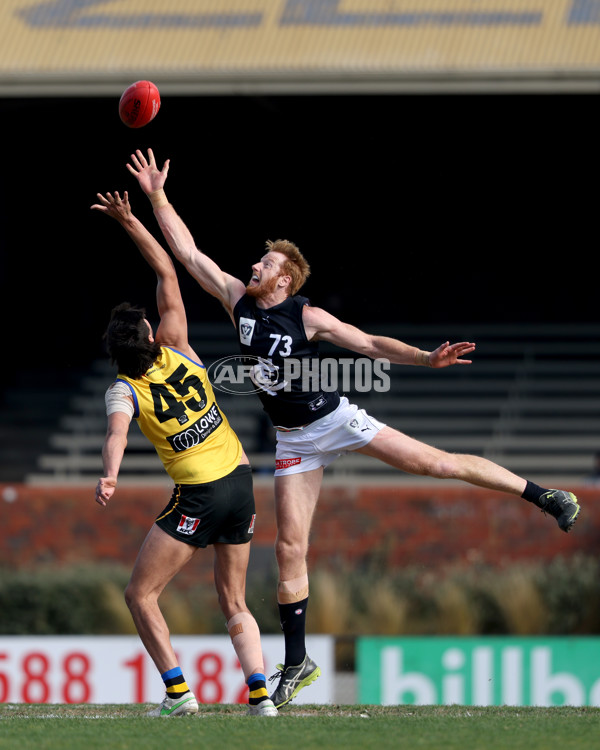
[[1, 0, 600, 96]]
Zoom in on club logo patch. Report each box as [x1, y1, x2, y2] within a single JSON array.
[[308, 395, 327, 411], [177, 515, 201, 535], [348, 415, 372, 433]]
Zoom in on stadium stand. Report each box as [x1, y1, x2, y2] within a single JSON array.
[[13, 321, 600, 487]]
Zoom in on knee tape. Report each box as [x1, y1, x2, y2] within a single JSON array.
[[277, 574, 309, 604]]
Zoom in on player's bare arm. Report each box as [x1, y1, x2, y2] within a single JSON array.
[[302, 305, 475, 367], [95, 410, 131, 506], [126, 148, 246, 316]]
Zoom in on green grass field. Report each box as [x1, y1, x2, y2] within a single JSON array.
[[1, 704, 599, 750]]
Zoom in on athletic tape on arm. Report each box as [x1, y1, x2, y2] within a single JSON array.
[[105, 381, 135, 419]]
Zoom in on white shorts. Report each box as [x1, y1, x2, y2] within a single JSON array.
[[274, 396, 386, 476]]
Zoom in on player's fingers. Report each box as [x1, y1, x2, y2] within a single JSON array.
[[135, 148, 148, 167], [450, 342, 474, 353], [95, 482, 107, 505], [129, 152, 143, 170]]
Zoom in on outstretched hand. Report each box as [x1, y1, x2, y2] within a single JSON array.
[[90, 190, 132, 222], [126, 148, 170, 196], [429, 341, 476, 368]]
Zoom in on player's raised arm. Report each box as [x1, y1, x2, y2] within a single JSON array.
[[90, 189, 188, 353], [126, 148, 246, 318], [302, 305, 475, 368]]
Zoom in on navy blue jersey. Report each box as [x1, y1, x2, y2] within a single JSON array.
[[233, 294, 340, 427]]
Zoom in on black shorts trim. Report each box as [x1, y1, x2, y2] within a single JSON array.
[[155, 464, 256, 548]]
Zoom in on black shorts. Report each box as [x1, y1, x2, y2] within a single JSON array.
[[155, 464, 256, 548]]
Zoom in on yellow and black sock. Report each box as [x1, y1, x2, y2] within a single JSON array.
[[247, 672, 269, 706], [162, 666, 190, 699]]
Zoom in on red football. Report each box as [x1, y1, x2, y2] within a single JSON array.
[[118, 80, 161, 128]]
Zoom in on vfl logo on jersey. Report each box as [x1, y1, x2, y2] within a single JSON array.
[[248, 514, 256, 534], [177, 515, 200, 535], [239, 317, 256, 345]]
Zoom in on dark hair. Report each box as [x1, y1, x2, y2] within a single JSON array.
[[104, 302, 161, 378]]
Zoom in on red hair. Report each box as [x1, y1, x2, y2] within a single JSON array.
[[266, 239, 311, 295]]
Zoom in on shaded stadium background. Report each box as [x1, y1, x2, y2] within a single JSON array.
[[0, 90, 597, 386]]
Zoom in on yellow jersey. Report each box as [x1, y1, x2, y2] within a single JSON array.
[[117, 346, 242, 484]]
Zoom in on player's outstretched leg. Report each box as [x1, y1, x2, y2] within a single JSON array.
[[530, 489, 581, 532], [269, 654, 322, 709]]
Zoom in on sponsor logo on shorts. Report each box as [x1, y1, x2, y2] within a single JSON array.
[[276, 457, 302, 470], [177, 515, 201, 535], [349, 416, 372, 433], [248, 514, 256, 534]]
